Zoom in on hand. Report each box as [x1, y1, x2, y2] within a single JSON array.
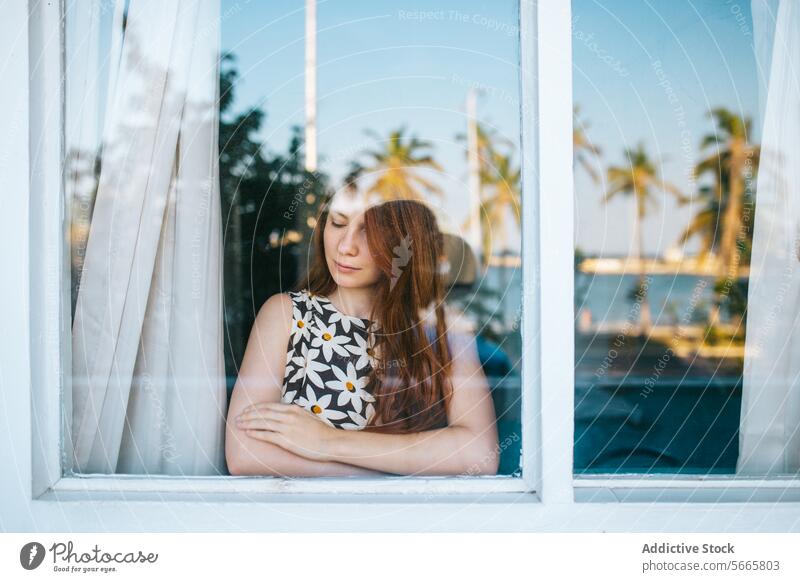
[[235, 402, 339, 462]]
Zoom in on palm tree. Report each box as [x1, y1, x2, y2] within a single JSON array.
[[694, 107, 760, 326], [341, 160, 364, 194], [605, 142, 686, 333], [571, 106, 601, 282], [676, 183, 722, 264], [358, 127, 444, 201], [457, 123, 521, 267], [456, 122, 515, 181], [478, 149, 521, 267], [574, 105, 601, 183]]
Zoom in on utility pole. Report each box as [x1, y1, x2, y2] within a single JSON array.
[[304, 0, 317, 172]]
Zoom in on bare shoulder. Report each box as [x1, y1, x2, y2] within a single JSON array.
[[254, 292, 295, 337], [441, 302, 477, 336], [230, 292, 296, 404], [446, 328, 482, 369], [442, 319, 485, 386]]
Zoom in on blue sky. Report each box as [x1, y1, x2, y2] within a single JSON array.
[[220, 0, 520, 239], [220, 0, 765, 256], [572, 0, 762, 256]]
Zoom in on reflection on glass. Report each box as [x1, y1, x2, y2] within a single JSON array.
[[219, 0, 523, 476], [67, 0, 523, 476], [572, 0, 791, 476]]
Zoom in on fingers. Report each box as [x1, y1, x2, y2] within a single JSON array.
[[236, 416, 281, 432], [241, 401, 291, 414], [236, 406, 288, 424], [245, 429, 292, 453]]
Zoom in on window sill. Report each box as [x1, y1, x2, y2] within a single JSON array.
[[40, 474, 529, 501], [575, 475, 800, 503], [29, 483, 800, 533]]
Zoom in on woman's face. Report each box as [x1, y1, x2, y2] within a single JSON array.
[[322, 201, 382, 290]]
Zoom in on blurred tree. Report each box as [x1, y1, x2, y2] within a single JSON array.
[[457, 122, 521, 268], [357, 126, 444, 201], [604, 142, 686, 334], [573, 105, 602, 183], [478, 148, 521, 268], [693, 108, 759, 327], [218, 54, 327, 388]]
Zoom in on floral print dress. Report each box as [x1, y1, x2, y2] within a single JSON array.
[[281, 289, 379, 430]]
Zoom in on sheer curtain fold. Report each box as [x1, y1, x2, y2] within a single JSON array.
[[71, 0, 226, 475], [739, 0, 800, 475]]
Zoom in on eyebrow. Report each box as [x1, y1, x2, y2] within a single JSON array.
[[330, 211, 349, 220]]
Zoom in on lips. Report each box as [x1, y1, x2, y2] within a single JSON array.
[[335, 261, 361, 272]]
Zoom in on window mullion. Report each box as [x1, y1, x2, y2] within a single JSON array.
[[30, 0, 67, 498], [521, 0, 575, 504]]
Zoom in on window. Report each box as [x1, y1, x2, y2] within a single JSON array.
[[572, 0, 800, 489], [62, 0, 524, 485]]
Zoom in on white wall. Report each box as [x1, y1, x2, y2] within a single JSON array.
[[0, 0, 34, 532]]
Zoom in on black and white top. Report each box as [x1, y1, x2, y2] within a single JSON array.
[[281, 289, 380, 430]]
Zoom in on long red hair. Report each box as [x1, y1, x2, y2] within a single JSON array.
[[294, 197, 453, 433]]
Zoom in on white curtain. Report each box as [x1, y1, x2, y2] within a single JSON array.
[[70, 0, 227, 475], [738, 0, 800, 475]]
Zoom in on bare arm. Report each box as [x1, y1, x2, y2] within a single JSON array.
[[225, 293, 387, 477], [325, 330, 500, 476]]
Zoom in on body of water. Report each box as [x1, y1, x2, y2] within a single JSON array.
[[481, 266, 744, 329]]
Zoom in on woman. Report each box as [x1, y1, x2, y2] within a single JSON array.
[[225, 191, 499, 477]]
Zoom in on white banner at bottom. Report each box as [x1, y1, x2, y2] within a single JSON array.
[[2, 533, 799, 581]]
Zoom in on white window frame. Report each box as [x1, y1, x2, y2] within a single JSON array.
[[5, 0, 800, 532]]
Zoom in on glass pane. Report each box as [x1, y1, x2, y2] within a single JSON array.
[[572, 0, 794, 476], [65, 0, 523, 477], [219, 0, 523, 476]]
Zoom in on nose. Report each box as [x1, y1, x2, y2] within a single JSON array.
[[337, 224, 359, 256]]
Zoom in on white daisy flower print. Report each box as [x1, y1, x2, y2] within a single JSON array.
[[341, 403, 376, 430], [305, 290, 337, 316], [280, 290, 378, 430], [311, 322, 352, 361], [287, 342, 310, 384], [328, 362, 375, 413], [284, 363, 299, 385], [291, 304, 311, 345], [296, 385, 347, 426], [301, 347, 330, 388], [298, 290, 315, 310], [328, 308, 366, 333], [345, 332, 378, 370]]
